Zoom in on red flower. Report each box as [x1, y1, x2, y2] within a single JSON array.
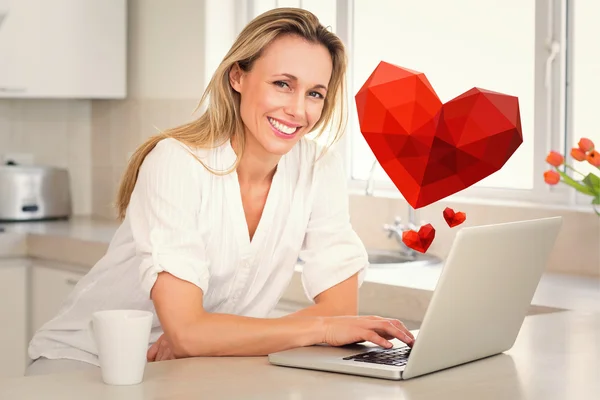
[[571, 147, 586, 161], [587, 150, 600, 167], [545, 151, 564, 167], [578, 138, 595, 152], [544, 170, 560, 185]]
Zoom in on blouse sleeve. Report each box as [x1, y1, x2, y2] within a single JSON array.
[[298, 149, 369, 301], [127, 138, 211, 298]]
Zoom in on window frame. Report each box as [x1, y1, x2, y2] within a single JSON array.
[[335, 0, 576, 207], [564, 0, 600, 208]]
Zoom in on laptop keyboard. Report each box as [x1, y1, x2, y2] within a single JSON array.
[[343, 346, 412, 367]]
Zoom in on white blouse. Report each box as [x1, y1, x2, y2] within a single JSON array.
[[28, 136, 369, 366]]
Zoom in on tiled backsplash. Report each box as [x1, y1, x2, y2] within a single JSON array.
[[0, 99, 92, 216]]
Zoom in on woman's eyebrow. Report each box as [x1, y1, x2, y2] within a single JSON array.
[[274, 73, 328, 91]]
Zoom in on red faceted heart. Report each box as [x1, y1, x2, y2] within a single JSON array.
[[402, 223, 436, 253], [443, 207, 466, 227], [355, 61, 523, 209]]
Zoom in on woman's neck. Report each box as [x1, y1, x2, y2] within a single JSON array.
[[231, 134, 280, 186]]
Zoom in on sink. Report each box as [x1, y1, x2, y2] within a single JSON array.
[[367, 249, 441, 267]]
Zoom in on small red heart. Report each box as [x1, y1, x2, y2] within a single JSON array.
[[401, 223, 436, 253], [355, 61, 523, 209], [443, 207, 466, 227]]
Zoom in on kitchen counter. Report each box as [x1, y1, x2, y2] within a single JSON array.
[[1, 311, 599, 399], [1, 216, 599, 321]]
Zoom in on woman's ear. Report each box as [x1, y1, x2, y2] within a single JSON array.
[[229, 63, 244, 93]]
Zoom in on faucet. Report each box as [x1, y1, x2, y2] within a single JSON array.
[[382, 216, 418, 259], [365, 159, 422, 259]]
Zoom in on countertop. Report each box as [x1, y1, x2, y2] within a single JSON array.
[[0, 216, 599, 322], [1, 311, 599, 399]]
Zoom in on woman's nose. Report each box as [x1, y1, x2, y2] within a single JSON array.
[[284, 93, 306, 118]]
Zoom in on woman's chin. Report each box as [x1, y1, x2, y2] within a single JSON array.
[[262, 141, 296, 156], [259, 134, 302, 156], [244, 128, 303, 157]]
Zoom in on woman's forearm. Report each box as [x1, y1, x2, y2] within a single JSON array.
[[283, 302, 357, 318], [175, 313, 325, 357]]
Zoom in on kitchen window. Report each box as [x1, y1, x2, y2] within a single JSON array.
[[241, 0, 587, 208]]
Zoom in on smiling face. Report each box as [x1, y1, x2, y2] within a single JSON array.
[[229, 34, 333, 158]]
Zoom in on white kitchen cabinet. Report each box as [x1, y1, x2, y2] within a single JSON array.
[[30, 261, 85, 336], [0, 0, 126, 99], [0, 258, 29, 379], [0, 0, 29, 94]]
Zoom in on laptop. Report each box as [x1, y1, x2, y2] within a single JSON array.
[[268, 216, 562, 380]]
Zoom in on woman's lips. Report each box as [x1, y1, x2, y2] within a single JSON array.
[[268, 116, 300, 139]]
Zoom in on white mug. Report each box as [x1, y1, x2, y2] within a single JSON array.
[[89, 309, 153, 385]]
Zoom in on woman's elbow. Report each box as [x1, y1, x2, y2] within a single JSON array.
[[166, 327, 196, 358]]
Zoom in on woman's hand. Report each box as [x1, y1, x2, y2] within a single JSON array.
[[321, 315, 415, 348], [147, 334, 176, 362]]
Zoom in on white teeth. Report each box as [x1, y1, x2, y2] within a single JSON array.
[[268, 117, 298, 135]]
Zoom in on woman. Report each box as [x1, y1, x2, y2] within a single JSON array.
[[25, 7, 414, 375]]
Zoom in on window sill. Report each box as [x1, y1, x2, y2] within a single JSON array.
[[347, 184, 598, 216]]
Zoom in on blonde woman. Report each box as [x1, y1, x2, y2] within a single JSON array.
[[26, 8, 414, 375]]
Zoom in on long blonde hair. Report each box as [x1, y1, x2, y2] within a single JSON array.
[[115, 7, 349, 221]]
